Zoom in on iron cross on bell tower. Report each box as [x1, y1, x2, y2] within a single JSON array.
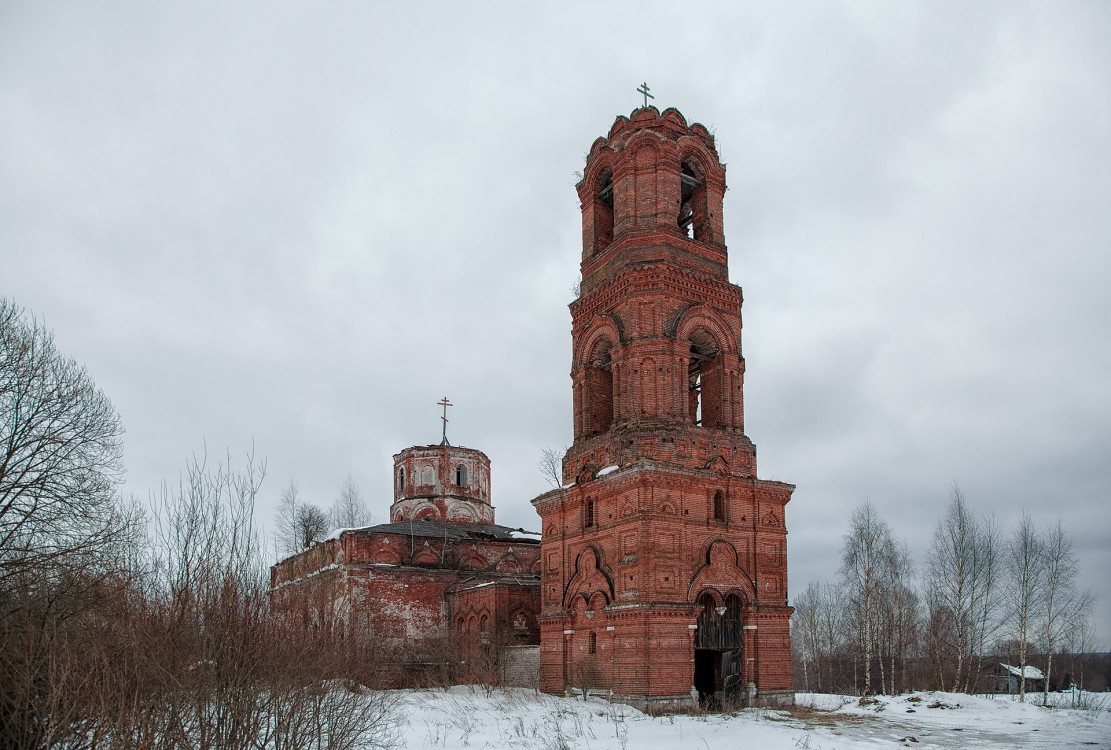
[[438, 396, 453, 446]]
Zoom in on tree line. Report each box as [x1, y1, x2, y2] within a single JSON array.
[[792, 487, 1100, 701], [271, 474, 374, 561], [0, 298, 399, 749]]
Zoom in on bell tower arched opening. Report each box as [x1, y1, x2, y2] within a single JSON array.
[[593, 169, 614, 254], [679, 159, 707, 241], [585, 338, 614, 436], [688, 330, 722, 429]]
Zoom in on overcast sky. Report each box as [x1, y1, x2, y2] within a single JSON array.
[[3, 2, 1109, 645]]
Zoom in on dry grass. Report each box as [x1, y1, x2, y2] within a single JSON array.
[[776, 704, 874, 729]]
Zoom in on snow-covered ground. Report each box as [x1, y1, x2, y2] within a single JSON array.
[[394, 686, 1111, 750]]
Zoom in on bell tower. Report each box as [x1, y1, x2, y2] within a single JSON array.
[[532, 106, 795, 709]]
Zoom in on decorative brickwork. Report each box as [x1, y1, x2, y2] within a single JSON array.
[[532, 106, 795, 709], [391, 444, 494, 524]]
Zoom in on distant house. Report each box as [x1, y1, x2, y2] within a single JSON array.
[[990, 663, 1046, 693]]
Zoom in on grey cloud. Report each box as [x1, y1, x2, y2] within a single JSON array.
[[3, 1, 1108, 640]]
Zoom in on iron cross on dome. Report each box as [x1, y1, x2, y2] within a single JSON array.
[[637, 81, 655, 108], [438, 396, 453, 446]]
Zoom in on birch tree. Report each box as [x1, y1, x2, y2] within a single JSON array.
[[1005, 511, 1042, 702], [1039, 520, 1093, 704], [273, 479, 302, 559], [840, 501, 896, 695], [925, 485, 1000, 692], [793, 580, 848, 692], [330, 474, 372, 529], [815, 581, 847, 691], [792, 583, 822, 691], [876, 539, 917, 695]]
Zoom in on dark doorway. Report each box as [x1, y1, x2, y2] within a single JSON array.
[[694, 649, 721, 706], [694, 593, 745, 709], [694, 649, 743, 708]]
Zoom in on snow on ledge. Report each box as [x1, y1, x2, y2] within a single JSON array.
[[597, 465, 620, 476], [319, 523, 380, 542], [1001, 663, 1045, 680]]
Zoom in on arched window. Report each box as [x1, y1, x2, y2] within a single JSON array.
[[397, 467, 405, 491], [593, 168, 614, 253], [455, 464, 468, 487], [713, 490, 725, 521], [584, 499, 596, 529], [588, 631, 597, 654], [678, 159, 707, 240], [688, 330, 722, 429], [586, 339, 614, 436]]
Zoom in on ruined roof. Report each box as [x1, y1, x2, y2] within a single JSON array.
[[348, 518, 540, 544]]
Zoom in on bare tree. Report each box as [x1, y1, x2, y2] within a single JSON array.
[[330, 474, 373, 530], [924, 485, 1000, 692], [792, 583, 822, 692], [876, 538, 916, 695], [0, 299, 137, 748], [296, 504, 329, 549], [840, 501, 896, 696], [537, 447, 565, 489], [1004, 510, 1043, 702], [273, 479, 302, 559], [0, 298, 129, 592], [815, 581, 848, 691], [141, 450, 401, 750], [1039, 519, 1093, 705], [792, 580, 851, 693], [1062, 602, 1097, 693]]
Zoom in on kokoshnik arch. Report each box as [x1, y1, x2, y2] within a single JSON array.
[[270, 105, 795, 710]]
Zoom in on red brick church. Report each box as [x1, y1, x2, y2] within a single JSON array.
[[271, 105, 795, 709]]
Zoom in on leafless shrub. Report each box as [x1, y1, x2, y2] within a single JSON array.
[[569, 656, 606, 700], [1, 303, 402, 748]]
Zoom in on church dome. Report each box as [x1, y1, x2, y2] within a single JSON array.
[[390, 444, 494, 524]]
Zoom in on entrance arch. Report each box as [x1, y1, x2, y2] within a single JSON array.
[[693, 590, 744, 707]]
